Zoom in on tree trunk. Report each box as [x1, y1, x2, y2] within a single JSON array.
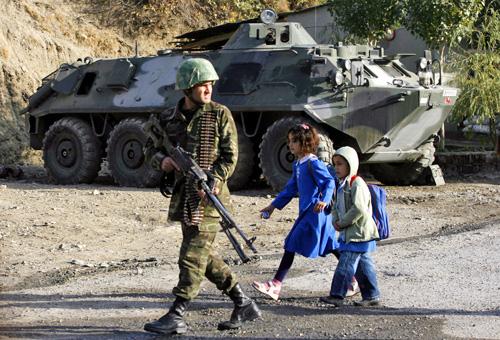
[[439, 45, 446, 84], [489, 117, 498, 153]]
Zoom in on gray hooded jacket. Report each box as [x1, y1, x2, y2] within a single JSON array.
[[333, 146, 379, 243]]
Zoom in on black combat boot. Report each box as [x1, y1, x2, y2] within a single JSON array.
[[218, 283, 262, 330], [144, 296, 189, 335]]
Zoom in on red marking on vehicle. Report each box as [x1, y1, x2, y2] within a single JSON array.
[[444, 97, 452, 104]]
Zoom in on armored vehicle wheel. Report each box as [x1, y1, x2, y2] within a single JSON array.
[[259, 117, 334, 191], [106, 118, 162, 187], [370, 141, 436, 185], [228, 124, 255, 191], [43, 117, 102, 184]]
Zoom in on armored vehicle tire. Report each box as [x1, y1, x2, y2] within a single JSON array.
[[259, 117, 334, 191], [228, 124, 255, 191], [106, 118, 162, 187], [370, 141, 436, 185], [43, 117, 102, 184]]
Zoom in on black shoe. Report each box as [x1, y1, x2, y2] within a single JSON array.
[[218, 300, 261, 330], [144, 297, 189, 335], [320, 295, 344, 307], [353, 298, 381, 307], [144, 312, 187, 335], [218, 283, 262, 330]]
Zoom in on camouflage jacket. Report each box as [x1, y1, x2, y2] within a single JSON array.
[[144, 99, 238, 224]]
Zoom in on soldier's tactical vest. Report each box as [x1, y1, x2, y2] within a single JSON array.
[[160, 102, 229, 226]]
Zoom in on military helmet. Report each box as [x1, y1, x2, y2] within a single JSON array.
[[175, 58, 219, 90]]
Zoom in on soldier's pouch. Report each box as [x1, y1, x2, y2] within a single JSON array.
[[198, 216, 220, 232], [167, 178, 185, 221]]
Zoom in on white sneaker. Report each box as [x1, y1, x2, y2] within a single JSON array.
[[252, 280, 281, 301], [346, 280, 360, 297]]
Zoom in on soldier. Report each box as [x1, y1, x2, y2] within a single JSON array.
[[143, 58, 261, 335]]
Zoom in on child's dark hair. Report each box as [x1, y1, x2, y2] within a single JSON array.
[[288, 123, 319, 154]]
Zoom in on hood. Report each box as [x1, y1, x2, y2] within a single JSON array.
[[335, 146, 359, 178]]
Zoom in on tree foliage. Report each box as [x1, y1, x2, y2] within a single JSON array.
[[450, 6, 499, 144], [326, 0, 485, 50], [326, 0, 497, 145], [326, 0, 405, 46], [405, 0, 483, 50], [404, 0, 483, 73]]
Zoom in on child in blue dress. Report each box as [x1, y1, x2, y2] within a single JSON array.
[[320, 146, 381, 307], [252, 123, 338, 300]]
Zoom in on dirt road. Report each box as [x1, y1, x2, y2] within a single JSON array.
[[0, 169, 499, 339]]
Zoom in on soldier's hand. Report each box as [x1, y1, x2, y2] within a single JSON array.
[[161, 157, 180, 173], [198, 185, 219, 202], [198, 189, 206, 200]]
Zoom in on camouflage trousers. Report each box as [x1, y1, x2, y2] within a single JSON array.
[[172, 217, 238, 300]]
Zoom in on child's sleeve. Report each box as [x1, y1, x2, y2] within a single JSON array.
[[313, 160, 335, 203], [337, 178, 370, 229], [272, 165, 298, 210], [326, 163, 339, 189], [332, 207, 339, 223]]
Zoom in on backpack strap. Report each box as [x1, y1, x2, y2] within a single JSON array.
[[349, 175, 373, 211], [349, 175, 358, 187]]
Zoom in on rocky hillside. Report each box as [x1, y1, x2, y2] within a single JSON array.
[[0, 0, 133, 163], [0, 0, 214, 164]]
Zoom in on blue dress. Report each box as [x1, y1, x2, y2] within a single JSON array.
[[272, 155, 339, 258]]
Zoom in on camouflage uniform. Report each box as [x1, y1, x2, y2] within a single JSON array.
[[144, 58, 259, 335], [144, 98, 239, 300]]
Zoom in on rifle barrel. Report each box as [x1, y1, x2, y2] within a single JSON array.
[[221, 222, 250, 263], [202, 182, 258, 255]]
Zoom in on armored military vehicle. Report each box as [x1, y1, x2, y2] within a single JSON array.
[[24, 10, 458, 190]]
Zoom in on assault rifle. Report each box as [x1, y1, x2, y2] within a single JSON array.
[[145, 116, 257, 263]]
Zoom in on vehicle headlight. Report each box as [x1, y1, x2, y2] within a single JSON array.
[[334, 71, 344, 86], [260, 9, 277, 24], [418, 57, 428, 70], [341, 59, 351, 71]]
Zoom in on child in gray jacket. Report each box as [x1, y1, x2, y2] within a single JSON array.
[[321, 146, 381, 307]]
